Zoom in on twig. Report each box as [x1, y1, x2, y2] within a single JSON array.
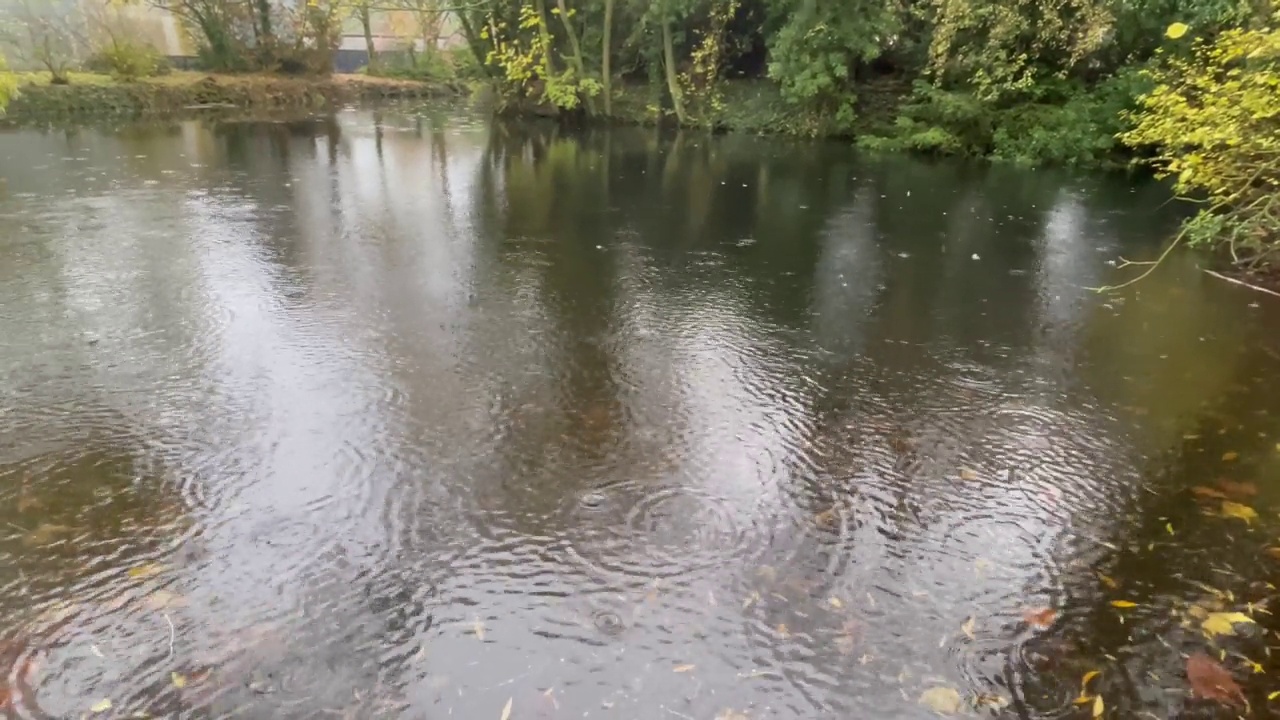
[[1203, 269, 1280, 299], [164, 612, 175, 660]]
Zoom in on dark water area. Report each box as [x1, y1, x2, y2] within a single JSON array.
[[2, 109, 1280, 720]]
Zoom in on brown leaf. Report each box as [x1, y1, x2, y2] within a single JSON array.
[[673, 664, 696, 673], [1187, 653, 1245, 707], [1022, 607, 1057, 629], [1222, 451, 1239, 462], [1215, 479, 1257, 498], [1191, 486, 1229, 500]]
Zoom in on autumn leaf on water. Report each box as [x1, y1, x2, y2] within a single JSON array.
[[919, 686, 963, 715], [500, 696, 513, 720], [1080, 670, 1100, 696], [959, 468, 979, 481], [1092, 695, 1104, 717], [1202, 611, 1254, 637], [673, 664, 696, 673], [961, 617, 976, 640], [171, 672, 187, 689], [1187, 653, 1245, 707], [1216, 479, 1257, 498], [1221, 501, 1258, 524], [1096, 573, 1118, 590], [828, 597, 844, 609], [89, 699, 112, 713], [1264, 547, 1280, 561], [1022, 607, 1056, 629], [1192, 486, 1229, 500], [127, 562, 165, 579], [1166, 22, 1190, 38], [472, 618, 486, 641], [1221, 451, 1239, 462], [1110, 600, 1137, 609]]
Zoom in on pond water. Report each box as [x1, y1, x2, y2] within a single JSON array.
[[2, 109, 1280, 720]]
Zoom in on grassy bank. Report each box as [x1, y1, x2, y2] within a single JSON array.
[[1, 72, 456, 123]]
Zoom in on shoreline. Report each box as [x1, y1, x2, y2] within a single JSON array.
[[1, 72, 458, 124]]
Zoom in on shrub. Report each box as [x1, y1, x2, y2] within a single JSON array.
[[0, 54, 17, 115], [85, 42, 170, 80]]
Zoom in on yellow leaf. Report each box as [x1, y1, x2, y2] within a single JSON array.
[[919, 686, 963, 715], [171, 672, 187, 689], [1097, 573, 1118, 589], [1166, 22, 1190, 39], [1081, 670, 1100, 693], [1269, 690, 1280, 700], [500, 696, 513, 720], [473, 618, 486, 641], [1222, 501, 1258, 524], [1222, 451, 1239, 461], [828, 597, 843, 609], [1110, 600, 1137, 608], [90, 699, 113, 713], [673, 664, 696, 673], [1203, 611, 1254, 637], [961, 616, 976, 640], [1093, 695, 1104, 717], [127, 562, 164, 579], [1166, 522, 1175, 535], [959, 468, 979, 481]]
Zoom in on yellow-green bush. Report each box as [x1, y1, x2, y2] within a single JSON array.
[[0, 54, 17, 115], [1123, 17, 1280, 266]]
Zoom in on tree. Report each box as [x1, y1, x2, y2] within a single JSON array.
[[0, 52, 17, 115], [1122, 17, 1280, 270], [0, 0, 88, 84]]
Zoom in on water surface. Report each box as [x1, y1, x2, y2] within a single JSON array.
[[2, 111, 1280, 719]]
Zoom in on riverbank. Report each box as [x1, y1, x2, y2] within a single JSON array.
[[0, 72, 457, 123]]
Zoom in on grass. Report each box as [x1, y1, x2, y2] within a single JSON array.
[[9, 70, 437, 89]]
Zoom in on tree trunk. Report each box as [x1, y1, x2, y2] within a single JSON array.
[[660, 1, 687, 124], [602, 0, 614, 115], [554, 0, 595, 114], [456, 12, 494, 77], [359, 4, 377, 71], [532, 0, 557, 78]]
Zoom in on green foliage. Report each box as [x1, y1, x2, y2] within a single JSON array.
[[0, 54, 17, 115], [1122, 16, 1280, 267], [85, 43, 171, 81], [484, 4, 601, 111]]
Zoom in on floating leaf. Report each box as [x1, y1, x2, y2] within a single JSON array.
[[715, 710, 750, 720], [1023, 607, 1057, 629], [673, 664, 696, 673], [1192, 486, 1229, 500], [1110, 600, 1137, 608], [1081, 670, 1100, 693], [127, 563, 164, 579], [1216, 479, 1257, 497], [1187, 653, 1245, 707], [1265, 547, 1280, 560], [961, 616, 976, 640], [90, 698, 113, 713], [1269, 690, 1280, 701], [1221, 451, 1239, 462], [828, 597, 843, 609], [171, 672, 187, 689], [959, 468, 979, 481], [1166, 522, 1175, 535], [500, 696, 513, 720], [472, 618, 486, 641], [1092, 695, 1104, 717], [1097, 573, 1118, 589], [919, 686, 963, 715], [1221, 501, 1258, 524], [1202, 611, 1254, 637]]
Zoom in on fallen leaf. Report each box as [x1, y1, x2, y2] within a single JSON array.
[[960, 616, 977, 639], [1202, 611, 1254, 637], [673, 664, 696, 673], [959, 468, 979, 481], [1222, 451, 1239, 462], [1192, 486, 1229, 500], [1092, 695, 1104, 717], [1110, 600, 1137, 609], [828, 597, 843, 609], [1097, 573, 1118, 589], [1187, 652, 1245, 707], [500, 696, 513, 720], [715, 710, 750, 720], [1081, 670, 1100, 693], [171, 671, 187, 688], [145, 590, 187, 610], [1166, 522, 1175, 535], [127, 562, 165, 579], [1216, 479, 1257, 497], [1023, 607, 1056, 629], [919, 686, 963, 715], [90, 698, 113, 713], [1166, 21, 1190, 38], [1221, 501, 1258, 523], [1264, 547, 1280, 560], [472, 618, 486, 641], [742, 591, 760, 610], [1270, 690, 1280, 701], [776, 623, 790, 638]]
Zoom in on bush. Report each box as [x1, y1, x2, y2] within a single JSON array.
[[85, 42, 170, 80], [0, 54, 17, 115]]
